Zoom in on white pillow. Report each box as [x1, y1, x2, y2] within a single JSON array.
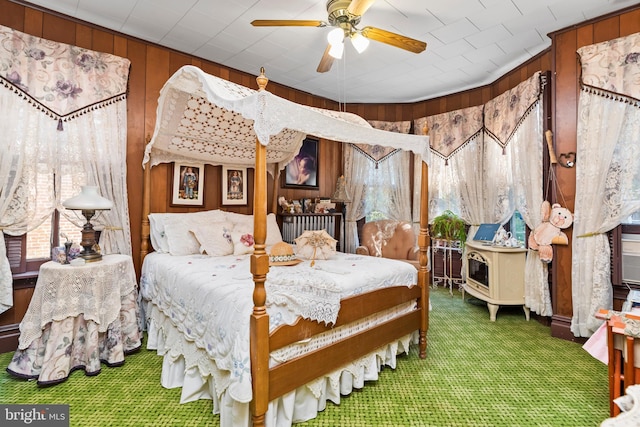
[[164, 221, 201, 255], [148, 213, 175, 253], [266, 213, 283, 247], [225, 211, 254, 232], [230, 231, 255, 255], [191, 223, 233, 256], [225, 212, 283, 247], [162, 210, 227, 256]]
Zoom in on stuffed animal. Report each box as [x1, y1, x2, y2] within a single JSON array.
[[528, 201, 573, 263]]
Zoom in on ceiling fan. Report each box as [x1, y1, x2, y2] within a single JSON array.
[[251, 0, 427, 73]]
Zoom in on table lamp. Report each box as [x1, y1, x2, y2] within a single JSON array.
[[331, 175, 352, 204], [331, 175, 352, 252], [62, 185, 113, 262]]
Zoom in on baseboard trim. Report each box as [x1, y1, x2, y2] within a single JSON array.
[[551, 314, 587, 344]]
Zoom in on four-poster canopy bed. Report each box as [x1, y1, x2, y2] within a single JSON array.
[[140, 65, 432, 426]]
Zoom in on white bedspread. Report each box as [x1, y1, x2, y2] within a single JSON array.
[[140, 252, 417, 405]]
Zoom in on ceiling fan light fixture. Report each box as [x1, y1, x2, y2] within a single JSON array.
[[328, 41, 344, 59], [327, 27, 345, 45], [350, 32, 369, 53]]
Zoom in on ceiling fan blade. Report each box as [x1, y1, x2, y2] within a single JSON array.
[[316, 44, 335, 73], [361, 26, 427, 53], [251, 20, 326, 27], [347, 0, 377, 16]]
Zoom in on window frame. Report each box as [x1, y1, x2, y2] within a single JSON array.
[[5, 210, 62, 278], [610, 223, 640, 303]]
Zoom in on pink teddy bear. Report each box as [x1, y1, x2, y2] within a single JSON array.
[[528, 201, 573, 263]]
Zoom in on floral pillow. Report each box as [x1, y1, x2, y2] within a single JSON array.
[[230, 231, 255, 255], [191, 223, 233, 257]]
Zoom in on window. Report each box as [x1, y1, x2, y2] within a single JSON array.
[[6, 213, 81, 276], [366, 210, 387, 222], [623, 211, 640, 225], [25, 213, 82, 259], [6, 178, 83, 276], [611, 208, 640, 288], [358, 153, 411, 222], [508, 210, 527, 246]]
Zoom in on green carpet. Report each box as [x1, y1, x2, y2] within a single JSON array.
[[0, 286, 609, 426]]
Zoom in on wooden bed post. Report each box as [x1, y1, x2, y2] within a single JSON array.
[[418, 158, 430, 359], [250, 68, 270, 427], [141, 152, 151, 263]]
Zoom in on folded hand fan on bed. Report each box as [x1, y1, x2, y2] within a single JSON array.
[[294, 229, 337, 267]]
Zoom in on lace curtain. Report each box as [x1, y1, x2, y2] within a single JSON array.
[[571, 32, 640, 337], [413, 72, 547, 314], [0, 25, 131, 314], [343, 120, 412, 253], [506, 105, 548, 315], [414, 106, 483, 236], [485, 73, 548, 315]]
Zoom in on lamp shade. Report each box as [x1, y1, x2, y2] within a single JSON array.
[[350, 32, 369, 53], [62, 186, 113, 210], [327, 27, 344, 45], [328, 41, 344, 59], [331, 175, 352, 203]]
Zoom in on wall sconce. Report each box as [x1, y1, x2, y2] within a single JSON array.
[[62, 185, 113, 262]]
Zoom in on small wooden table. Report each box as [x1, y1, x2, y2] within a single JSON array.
[[6, 254, 141, 385]]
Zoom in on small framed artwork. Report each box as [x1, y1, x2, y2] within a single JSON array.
[[172, 163, 204, 206], [222, 165, 247, 205], [283, 137, 319, 189]]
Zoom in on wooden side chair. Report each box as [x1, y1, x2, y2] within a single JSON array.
[[595, 309, 640, 417]]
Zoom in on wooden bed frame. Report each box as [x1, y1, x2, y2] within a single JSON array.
[[140, 71, 430, 427]]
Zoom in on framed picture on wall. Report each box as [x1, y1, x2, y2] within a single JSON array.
[[222, 165, 247, 205], [283, 137, 319, 189], [171, 162, 204, 206]]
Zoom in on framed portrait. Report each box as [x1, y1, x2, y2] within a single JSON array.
[[283, 137, 319, 189], [172, 162, 204, 206], [222, 166, 247, 205]]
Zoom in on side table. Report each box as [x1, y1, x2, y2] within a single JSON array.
[[6, 254, 142, 385], [431, 239, 464, 295]]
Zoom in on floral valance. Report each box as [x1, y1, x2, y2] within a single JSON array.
[[415, 105, 483, 163], [353, 120, 411, 165], [578, 31, 640, 102], [484, 71, 542, 148], [0, 25, 130, 128]]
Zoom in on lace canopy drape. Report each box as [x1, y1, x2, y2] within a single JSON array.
[[571, 32, 640, 337], [414, 72, 547, 314], [0, 25, 132, 314], [343, 120, 412, 253]]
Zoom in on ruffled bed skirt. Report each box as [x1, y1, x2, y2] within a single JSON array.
[[144, 306, 417, 427]]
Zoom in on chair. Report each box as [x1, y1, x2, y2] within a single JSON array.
[[356, 220, 419, 269]]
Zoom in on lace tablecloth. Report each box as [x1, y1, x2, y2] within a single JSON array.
[[6, 254, 141, 385]]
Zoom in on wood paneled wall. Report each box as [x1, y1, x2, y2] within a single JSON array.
[[1, 0, 639, 350], [547, 7, 640, 339]]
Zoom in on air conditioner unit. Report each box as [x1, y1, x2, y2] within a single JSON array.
[[622, 234, 640, 285]]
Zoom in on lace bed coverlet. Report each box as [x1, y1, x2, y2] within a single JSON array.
[[140, 252, 417, 403]]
